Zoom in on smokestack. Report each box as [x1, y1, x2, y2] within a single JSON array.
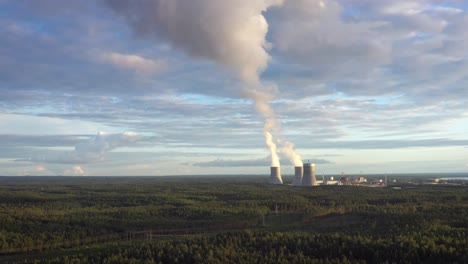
[[269, 166, 283, 185], [302, 163, 317, 186], [292, 166, 303, 186]]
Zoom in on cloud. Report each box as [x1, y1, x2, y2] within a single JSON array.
[[193, 157, 269, 167], [16, 132, 142, 164], [64, 166, 85, 176], [300, 139, 468, 149], [270, 0, 392, 75], [193, 157, 331, 167], [99, 52, 167, 74], [266, 0, 468, 105], [0, 135, 86, 148], [302, 159, 333, 165], [0, 0, 467, 175], [35, 165, 46, 172], [103, 0, 283, 82], [0, 113, 119, 135], [0, 1, 178, 98], [56, 131, 141, 163]]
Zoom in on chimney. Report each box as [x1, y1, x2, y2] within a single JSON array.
[[269, 166, 283, 185], [292, 166, 303, 186], [302, 163, 317, 186]]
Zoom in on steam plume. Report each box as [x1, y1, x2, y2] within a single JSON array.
[[103, 0, 303, 167], [246, 85, 282, 167], [280, 140, 303, 166], [103, 0, 283, 81], [245, 82, 302, 167], [264, 131, 280, 167]]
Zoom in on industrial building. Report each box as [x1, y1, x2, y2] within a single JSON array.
[[301, 163, 317, 186], [269, 163, 317, 186], [291, 166, 303, 186], [269, 166, 283, 185], [268, 163, 373, 187]]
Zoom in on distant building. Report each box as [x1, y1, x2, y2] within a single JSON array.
[[340, 177, 351, 185]]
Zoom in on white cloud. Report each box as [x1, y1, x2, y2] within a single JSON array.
[[270, 0, 392, 76], [0, 113, 119, 135], [193, 157, 331, 167], [64, 165, 85, 176], [268, 0, 468, 105], [35, 165, 46, 172], [15, 132, 142, 164], [1, 0, 468, 175], [99, 52, 167, 74], [58, 131, 141, 163]]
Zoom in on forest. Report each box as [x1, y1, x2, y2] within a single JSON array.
[[0, 175, 467, 263]]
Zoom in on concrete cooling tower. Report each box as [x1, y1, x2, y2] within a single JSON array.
[[291, 166, 303, 186], [269, 166, 283, 185], [302, 163, 317, 186]]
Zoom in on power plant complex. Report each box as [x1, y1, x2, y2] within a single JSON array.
[[268, 163, 385, 187], [269, 163, 317, 187]]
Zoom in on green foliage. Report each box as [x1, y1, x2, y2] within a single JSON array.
[[0, 176, 467, 263]]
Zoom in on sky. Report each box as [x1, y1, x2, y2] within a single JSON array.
[[1, 0, 467, 176]]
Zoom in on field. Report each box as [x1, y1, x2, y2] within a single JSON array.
[[0, 175, 467, 263]]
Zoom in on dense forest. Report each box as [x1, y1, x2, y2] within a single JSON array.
[[0, 175, 467, 263]]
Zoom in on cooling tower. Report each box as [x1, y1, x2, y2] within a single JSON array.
[[302, 163, 317, 186], [291, 166, 303, 186], [269, 166, 283, 185]]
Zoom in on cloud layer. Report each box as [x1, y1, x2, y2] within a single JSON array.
[[99, 52, 167, 74], [15, 132, 141, 164], [193, 157, 331, 167], [0, 0, 467, 175]]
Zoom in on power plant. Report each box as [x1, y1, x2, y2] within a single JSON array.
[[269, 166, 283, 185], [267, 162, 384, 187], [302, 163, 317, 186], [269, 163, 318, 187], [291, 166, 303, 186]]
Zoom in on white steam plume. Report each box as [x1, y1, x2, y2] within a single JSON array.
[[246, 83, 302, 167], [245, 83, 282, 166], [103, 0, 302, 167], [264, 130, 280, 167], [280, 140, 303, 166], [103, 0, 283, 82]]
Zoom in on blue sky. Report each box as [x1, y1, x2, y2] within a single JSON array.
[[1, 0, 467, 176]]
